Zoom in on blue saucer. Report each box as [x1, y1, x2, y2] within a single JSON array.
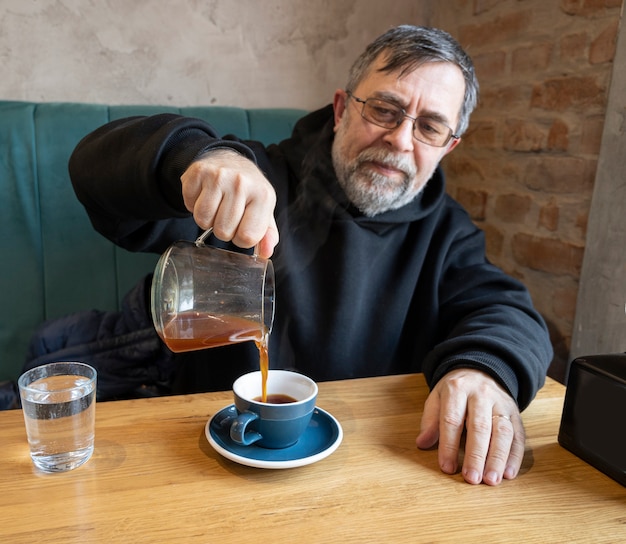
[[206, 405, 343, 469]]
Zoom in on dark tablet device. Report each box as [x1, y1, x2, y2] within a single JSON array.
[[558, 354, 626, 487]]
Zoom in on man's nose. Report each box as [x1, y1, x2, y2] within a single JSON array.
[[382, 118, 415, 151]]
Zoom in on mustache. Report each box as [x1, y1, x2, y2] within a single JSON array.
[[354, 148, 417, 179]]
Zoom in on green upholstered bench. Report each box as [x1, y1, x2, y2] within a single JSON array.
[[0, 100, 305, 381]]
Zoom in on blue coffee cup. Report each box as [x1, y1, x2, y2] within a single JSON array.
[[221, 370, 318, 449]]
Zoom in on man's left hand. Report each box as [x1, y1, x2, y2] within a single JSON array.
[[415, 368, 525, 486]]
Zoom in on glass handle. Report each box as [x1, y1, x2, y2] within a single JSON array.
[[195, 228, 213, 247], [194, 226, 261, 258]]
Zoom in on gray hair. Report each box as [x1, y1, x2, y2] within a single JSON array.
[[346, 25, 479, 136]]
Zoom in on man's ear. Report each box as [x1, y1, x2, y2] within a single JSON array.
[[443, 137, 462, 156], [333, 89, 348, 132]]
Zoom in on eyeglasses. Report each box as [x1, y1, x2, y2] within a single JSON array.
[[346, 91, 459, 148]]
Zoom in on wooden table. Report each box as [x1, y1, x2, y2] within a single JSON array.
[[0, 374, 623, 543]]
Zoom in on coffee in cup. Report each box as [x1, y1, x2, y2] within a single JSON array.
[[215, 370, 318, 449]]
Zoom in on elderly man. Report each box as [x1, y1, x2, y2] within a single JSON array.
[[69, 25, 552, 485]]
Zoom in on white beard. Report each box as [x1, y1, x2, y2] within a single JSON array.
[[332, 123, 427, 217]]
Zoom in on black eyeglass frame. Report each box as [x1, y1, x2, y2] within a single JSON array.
[[346, 90, 460, 148]]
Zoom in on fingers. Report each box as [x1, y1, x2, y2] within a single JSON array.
[[212, 184, 276, 251], [502, 415, 525, 480], [256, 218, 280, 260], [416, 379, 466, 475], [415, 391, 441, 451], [463, 410, 516, 486], [459, 392, 493, 484], [180, 149, 278, 256], [436, 388, 467, 476]]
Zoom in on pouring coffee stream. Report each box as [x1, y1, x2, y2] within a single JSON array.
[[151, 228, 275, 401]]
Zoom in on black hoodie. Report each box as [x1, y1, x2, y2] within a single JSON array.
[[69, 106, 552, 409]]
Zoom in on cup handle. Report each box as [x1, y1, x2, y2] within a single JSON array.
[[211, 405, 237, 429], [194, 227, 261, 258], [230, 411, 263, 446]]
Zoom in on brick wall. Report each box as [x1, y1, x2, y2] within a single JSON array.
[[432, 0, 623, 381]]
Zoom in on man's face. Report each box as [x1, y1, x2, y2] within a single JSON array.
[[331, 56, 465, 216]]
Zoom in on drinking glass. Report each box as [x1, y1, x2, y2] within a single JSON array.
[[18, 362, 97, 472]]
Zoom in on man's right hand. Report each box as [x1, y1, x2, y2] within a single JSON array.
[[180, 148, 279, 258]]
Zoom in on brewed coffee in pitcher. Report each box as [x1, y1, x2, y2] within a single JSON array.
[[151, 229, 275, 400]]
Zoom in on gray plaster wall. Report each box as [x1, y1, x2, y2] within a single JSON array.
[[0, 0, 426, 109], [571, 10, 626, 364]]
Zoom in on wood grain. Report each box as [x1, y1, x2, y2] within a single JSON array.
[[1, 375, 623, 543]]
